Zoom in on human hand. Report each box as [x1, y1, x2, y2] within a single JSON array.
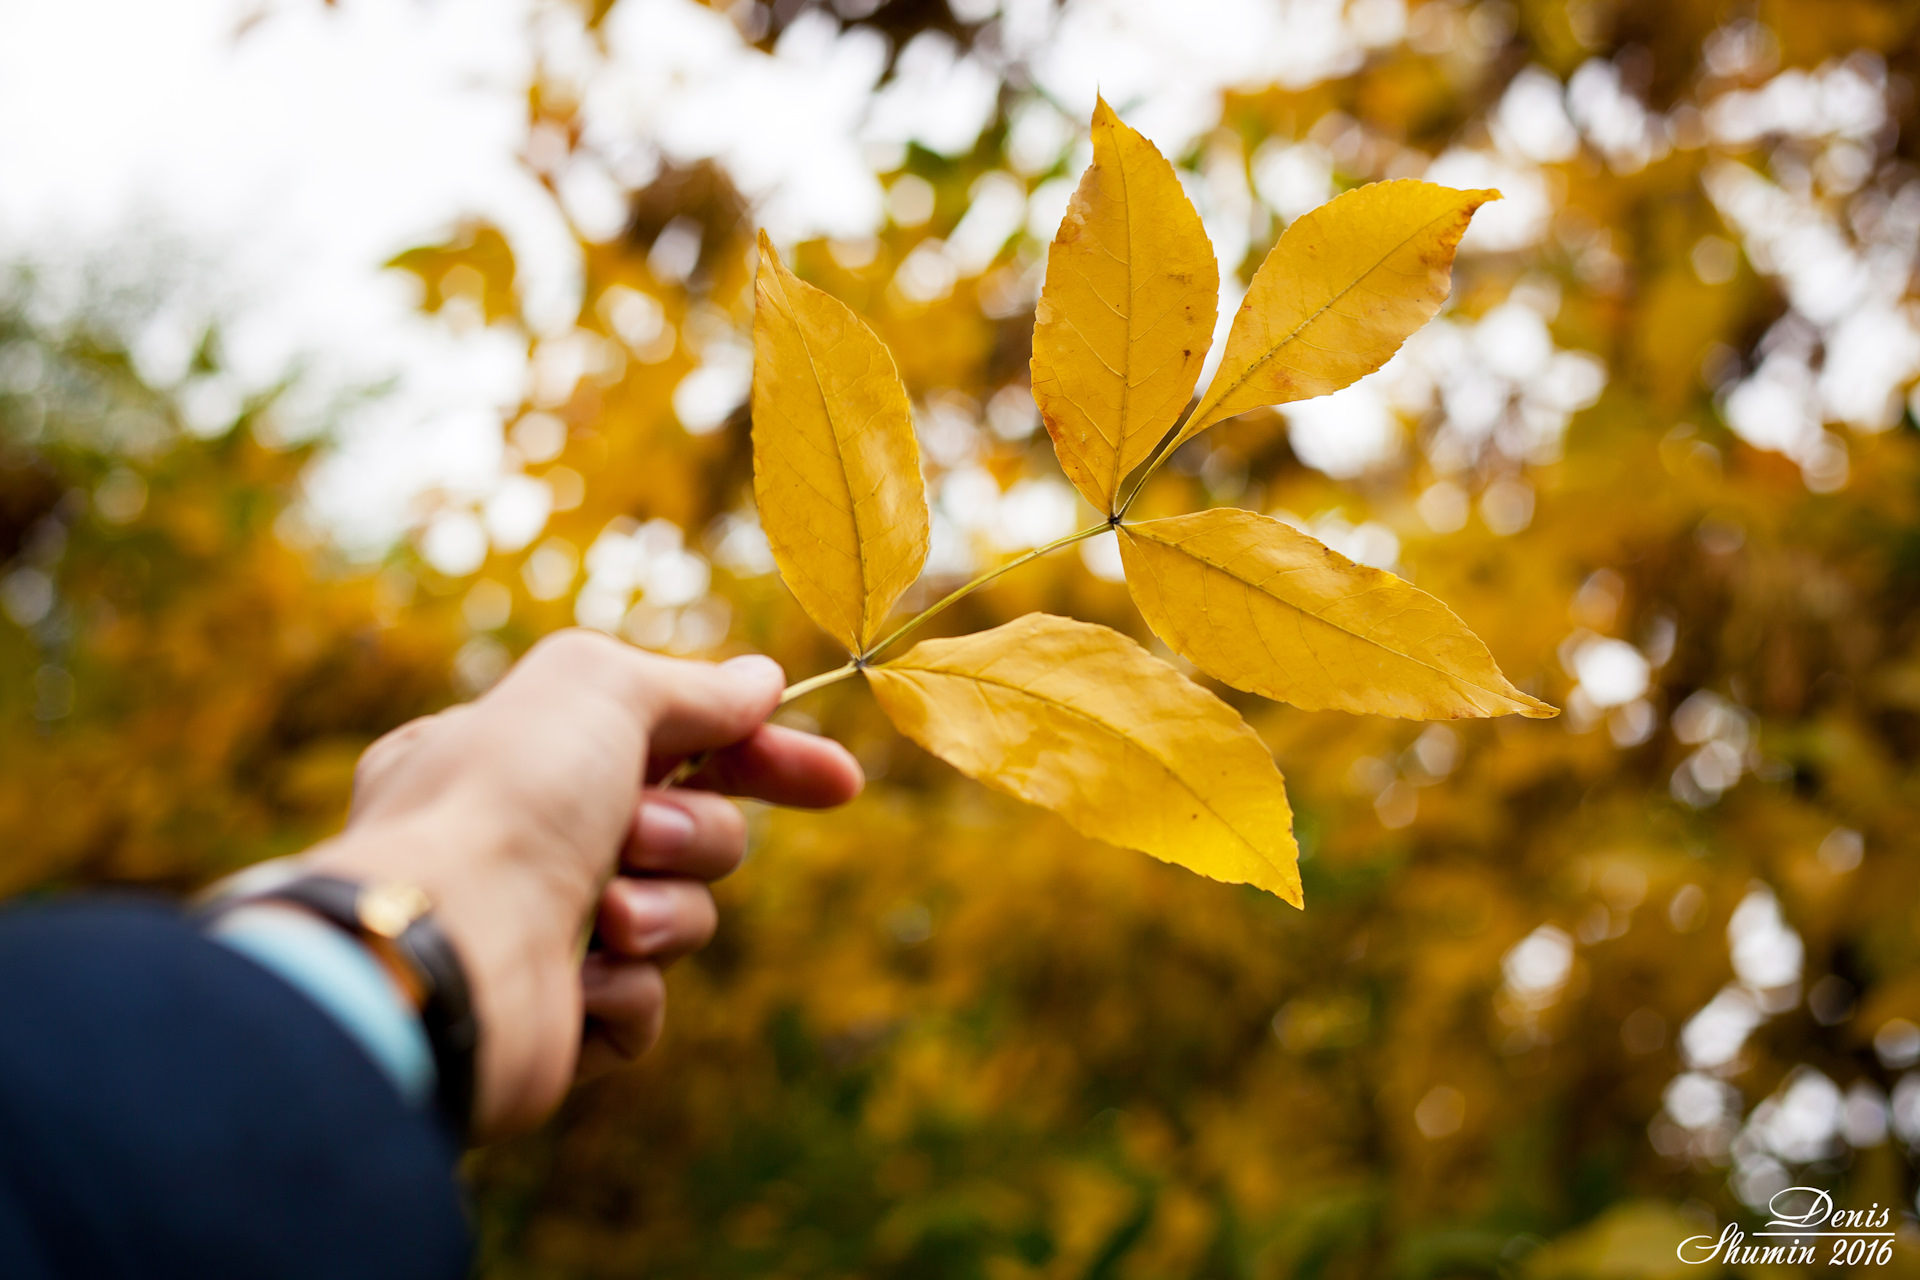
[[307, 630, 862, 1140], [574, 726, 859, 1082]]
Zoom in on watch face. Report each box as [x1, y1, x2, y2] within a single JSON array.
[[357, 881, 432, 939]]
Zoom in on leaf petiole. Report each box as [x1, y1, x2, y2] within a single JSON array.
[[661, 521, 1105, 794], [859, 521, 1109, 663], [778, 661, 860, 704]]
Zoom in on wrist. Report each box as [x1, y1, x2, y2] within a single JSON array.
[[306, 808, 592, 1137], [195, 857, 481, 1140]]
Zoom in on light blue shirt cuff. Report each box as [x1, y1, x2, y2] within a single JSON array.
[[207, 903, 437, 1109]]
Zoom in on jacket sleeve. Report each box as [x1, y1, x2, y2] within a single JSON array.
[[0, 896, 471, 1280]]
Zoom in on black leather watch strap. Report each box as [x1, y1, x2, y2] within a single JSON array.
[[196, 872, 478, 1144]]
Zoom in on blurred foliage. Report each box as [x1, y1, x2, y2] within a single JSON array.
[[8, 0, 1920, 1277]]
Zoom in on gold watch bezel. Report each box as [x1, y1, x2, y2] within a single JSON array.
[[355, 881, 432, 940]]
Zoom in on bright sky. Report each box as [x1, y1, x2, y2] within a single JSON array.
[[0, 0, 1908, 559], [0, 0, 1407, 552], [0, 0, 564, 550]]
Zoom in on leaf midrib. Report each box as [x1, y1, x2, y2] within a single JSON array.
[[777, 266, 874, 645], [1112, 121, 1136, 503]]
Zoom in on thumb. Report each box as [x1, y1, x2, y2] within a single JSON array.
[[495, 631, 786, 756], [636, 652, 787, 755]]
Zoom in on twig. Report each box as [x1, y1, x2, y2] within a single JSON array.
[[859, 522, 1108, 663]]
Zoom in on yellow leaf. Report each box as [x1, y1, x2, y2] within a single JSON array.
[[1175, 180, 1496, 450], [1118, 508, 1557, 720], [1030, 97, 1218, 513], [751, 232, 929, 654], [865, 613, 1301, 903]]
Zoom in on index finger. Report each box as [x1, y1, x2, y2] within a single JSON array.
[[649, 723, 864, 809]]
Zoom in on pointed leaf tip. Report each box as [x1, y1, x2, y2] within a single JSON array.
[[1119, 508, 1558, 720], [1030, 99, 1218, 514], [1177, 180, 1497, 449]]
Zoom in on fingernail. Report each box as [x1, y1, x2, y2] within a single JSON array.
[[638, 800, 696, 854], [720, 653, 784, 692], [618, 882, 675, 952]]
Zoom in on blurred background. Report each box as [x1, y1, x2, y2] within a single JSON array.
[[4, 0, 1920, 1274]]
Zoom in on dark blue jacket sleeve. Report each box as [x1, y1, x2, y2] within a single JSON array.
[[0, 897, 471, 1280]]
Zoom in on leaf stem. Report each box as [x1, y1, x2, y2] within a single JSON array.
[[778, 661, 861, 704], [654, 754, 706, 790], [859, 522, 1109, 663], [657, 517, 1109, 789]]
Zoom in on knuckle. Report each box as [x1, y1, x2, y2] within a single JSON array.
[[527, 628, 657, 711], [351, 744, 391, 792], [529, 627, 622, 674], [352, 717, 431, 791]]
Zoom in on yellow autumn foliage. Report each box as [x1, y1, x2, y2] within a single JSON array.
[[868, 613, 1301, 903], [751, 104, 1524, 901], [1029, 96, 1217, 514], [9, 2, 1920, 1276], [1175, 181, 1497, 451], [1119, 507, 1555, 719], [750, 233, 929, 654]]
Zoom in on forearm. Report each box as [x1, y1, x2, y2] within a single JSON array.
[[0, 898, 469, 1280]]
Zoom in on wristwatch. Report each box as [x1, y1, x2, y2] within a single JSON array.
[[195, 864, 478, 1144]]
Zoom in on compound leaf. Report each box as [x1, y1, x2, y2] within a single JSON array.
[[866, 612, 1301, 903], [752, 231, 928, 654], [1175, 180, 1496, 451], [1031, 97, 1218, 514], [1119, 508, 1557, 720]]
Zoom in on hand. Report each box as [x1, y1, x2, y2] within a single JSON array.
[[305, 630, 862, 1140]]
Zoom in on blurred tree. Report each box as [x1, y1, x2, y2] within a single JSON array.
[[0, 282, 461, 896], [7, 0, 1920, 1277]]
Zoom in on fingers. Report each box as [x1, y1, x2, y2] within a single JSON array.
[[595, 877, 718, 962], [577, 955, 665, 1080], [652, 723, 864, 809], [636, 652, 786, 756], [575, 877, 713, 1081], [502, 631, 786, 757], [626, 790, 747, 879], [462, 631, 860, 807]]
